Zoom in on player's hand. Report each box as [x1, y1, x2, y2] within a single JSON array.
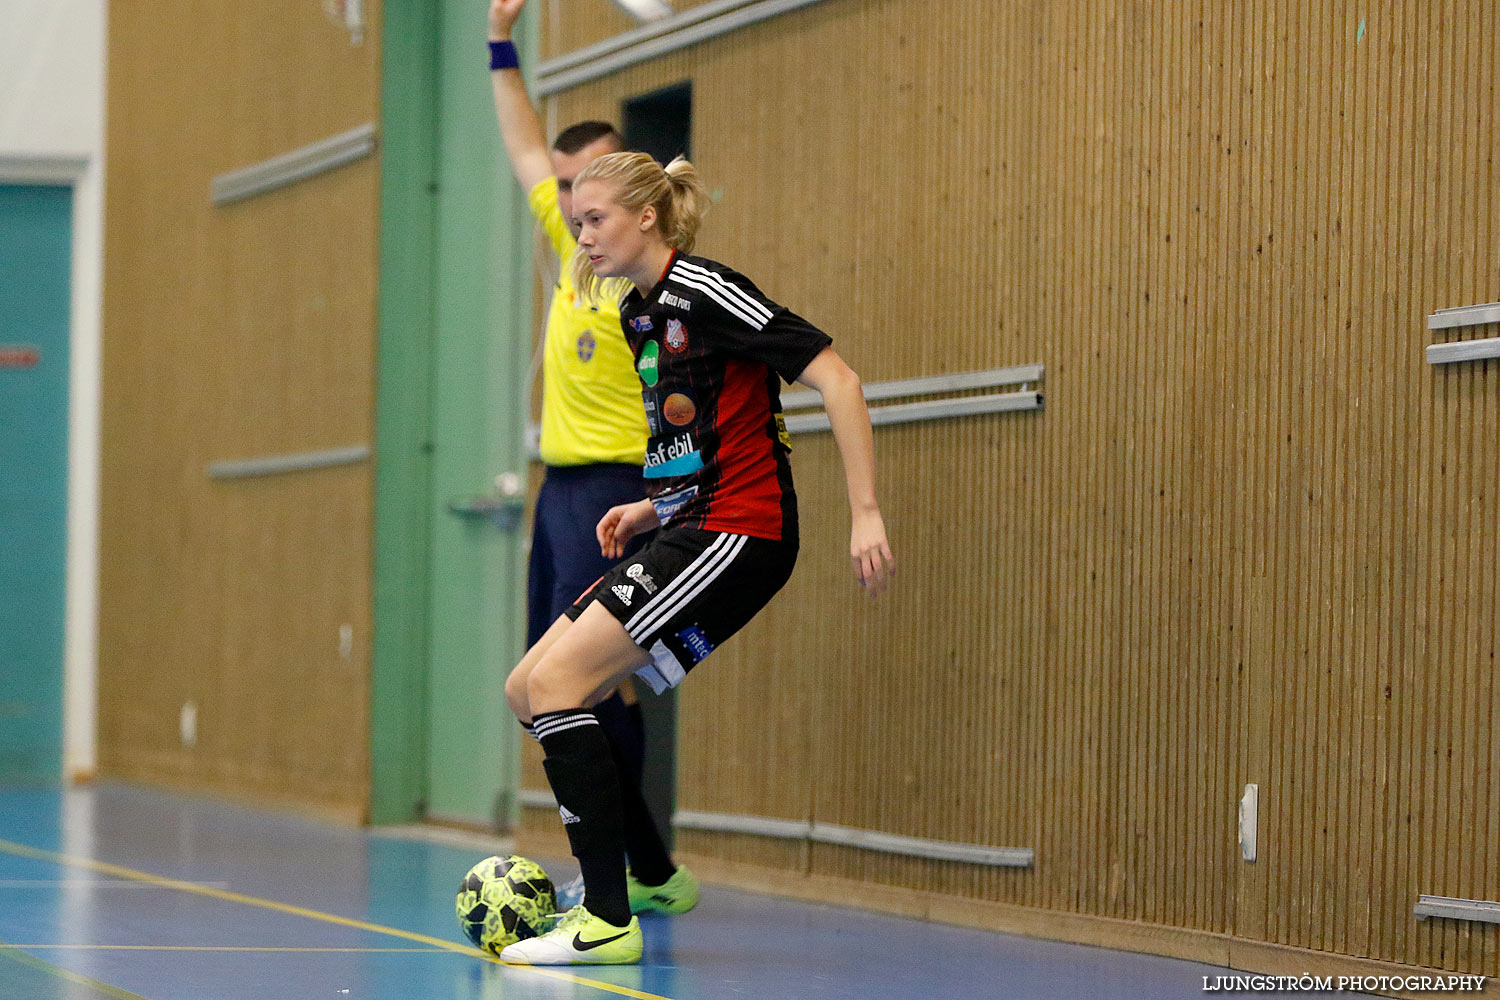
[[850, 508, 894, 597], [489, 0, 527, 41], [598, 500, 660, 559]]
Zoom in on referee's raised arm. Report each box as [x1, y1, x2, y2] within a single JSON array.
[[488, 0, 552, 193]]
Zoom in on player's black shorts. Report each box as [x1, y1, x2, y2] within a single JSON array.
[[566, 527, 798, 693]]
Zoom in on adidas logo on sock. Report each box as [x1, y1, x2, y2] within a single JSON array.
[[558, 805, 580, 825]]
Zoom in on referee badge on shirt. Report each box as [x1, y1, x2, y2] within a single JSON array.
[[664, 318, 688, 353], [575, 330, 596, 361]]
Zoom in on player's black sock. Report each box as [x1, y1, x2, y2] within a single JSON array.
[[593, 692, 645, 784], [595, 696, 674, 885], [619, 784, 675, 887], [594, 695, 674, 887], [534, 709, 631, 927]]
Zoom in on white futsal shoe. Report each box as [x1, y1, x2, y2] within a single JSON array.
[[500, 905, 642, 965]]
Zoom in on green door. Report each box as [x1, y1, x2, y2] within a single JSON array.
[[0, 184, 73, 783], [373, 0, 532, 827]]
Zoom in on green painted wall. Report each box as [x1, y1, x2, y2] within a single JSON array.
[[371, 0, 436, 827], [422, 0, 532, 827], [373, 0, 532, 826]]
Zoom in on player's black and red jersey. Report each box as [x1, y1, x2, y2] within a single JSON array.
[[618, 252, 831, 543]]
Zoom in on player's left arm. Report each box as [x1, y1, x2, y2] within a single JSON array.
[[795, 348, 895, 596]]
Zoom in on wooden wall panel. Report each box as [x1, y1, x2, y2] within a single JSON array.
[[518, 0, 1500, 978], [100, 0, 381, 817]]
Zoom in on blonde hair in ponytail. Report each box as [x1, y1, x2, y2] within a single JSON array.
[[569, 152, 710, 303]]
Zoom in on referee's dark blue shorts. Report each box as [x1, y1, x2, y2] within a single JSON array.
[[526, 462, 648, 647]]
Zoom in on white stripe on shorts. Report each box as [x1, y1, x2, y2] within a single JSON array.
[[623, 533, 734, 638], [625, 533, 749, 644]]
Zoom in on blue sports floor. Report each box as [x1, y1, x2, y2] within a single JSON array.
[[0, 783, 1377, 1000]]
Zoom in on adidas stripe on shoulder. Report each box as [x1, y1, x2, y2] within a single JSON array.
[[668, 259, 773, 331]]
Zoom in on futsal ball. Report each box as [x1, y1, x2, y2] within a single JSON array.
[[455, 855, 557, 954]]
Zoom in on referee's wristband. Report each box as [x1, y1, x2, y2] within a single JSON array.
[[489, 40, 519, 71]]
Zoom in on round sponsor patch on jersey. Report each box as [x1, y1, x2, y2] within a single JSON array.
[[664, 318, 688, 353], [637, 340, 660, 387], [576, 330, 596, 361], [664, 392, 696, 426]]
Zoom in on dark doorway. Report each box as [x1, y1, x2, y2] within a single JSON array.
[[623, 82, 692, 166]]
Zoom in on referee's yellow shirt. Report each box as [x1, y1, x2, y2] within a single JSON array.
[[528, 177, 647, 467]]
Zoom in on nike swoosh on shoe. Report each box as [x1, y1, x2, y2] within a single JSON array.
[[572, 931, 630, 951]]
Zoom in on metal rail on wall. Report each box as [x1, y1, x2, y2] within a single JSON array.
[[516, 790, 1034, 867], [1425, 301, 1500, 365], [210, 124, 377, 206], [780, 364, 1044, 434], [1414, 895, 1500, 926], [535, 0, 836, 96], [206, 444, 370, 480]]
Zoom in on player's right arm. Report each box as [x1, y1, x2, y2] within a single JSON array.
[[489, 0, 552, 193], [597, 500, 660, 559]]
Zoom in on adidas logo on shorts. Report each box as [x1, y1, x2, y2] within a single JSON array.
[[612, 584, 635, 606]]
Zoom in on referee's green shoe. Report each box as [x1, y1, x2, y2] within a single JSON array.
[[499, 906, 641, 966], [627, 864, 700, 915]]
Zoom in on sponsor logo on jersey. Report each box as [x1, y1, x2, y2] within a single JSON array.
[[611, 584, 635, 606], [625, 563, 659, 594], [677, 624, 716, 664], [576, 330, 596, 361], [643, 431, 704, 479], [643, 394, 663, 434], [659, 289, 691, 311], [637, 340, 660, 387], [650, 485, 698, 523], [664, 318, 688, 353], [664, 392, 697, 426], [629, 315, 654, 332]]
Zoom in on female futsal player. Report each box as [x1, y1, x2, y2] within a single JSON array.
[[501, 151, 894, 965]]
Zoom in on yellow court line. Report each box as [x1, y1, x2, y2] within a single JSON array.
[[14, 945, 450, 953], [0, 940, 150, 1000], [0, 838, 671, 1000]]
